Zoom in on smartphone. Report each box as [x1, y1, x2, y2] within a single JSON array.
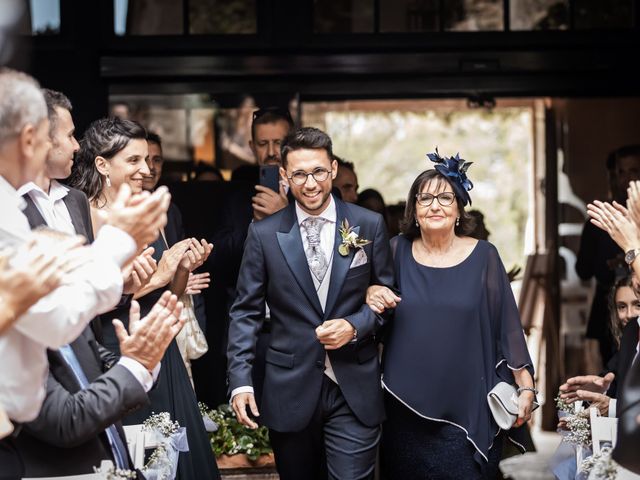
[[259, 165, 280, 193]]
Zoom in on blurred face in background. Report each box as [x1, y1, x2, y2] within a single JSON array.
[[614, 285, 640, 327], [143, 141, 164, 191], [334, 166, 359, 203], [614, 155, 640, 201], [250, 120, 290, 166]]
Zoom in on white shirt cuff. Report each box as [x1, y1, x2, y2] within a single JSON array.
[[92, 225, 137, 268], [609, 398, 617, 418], [230, 386, 254, 402], [117, 357, 160, 392]]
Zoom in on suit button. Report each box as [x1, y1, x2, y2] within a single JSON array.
[[315, 361, 324, 369]]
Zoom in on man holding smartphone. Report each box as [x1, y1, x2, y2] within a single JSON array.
[[249, 107, 294, 220]]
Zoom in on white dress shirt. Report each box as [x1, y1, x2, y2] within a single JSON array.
[[0, 175, 137, 422], [17, 180, 159, 392], [231, 196, 338, 400], [18, 180, 76, 235]]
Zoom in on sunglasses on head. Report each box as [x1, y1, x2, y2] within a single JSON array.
[[252, 107, 293, 124]]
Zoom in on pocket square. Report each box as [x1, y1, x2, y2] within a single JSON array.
[[349, 248, 368, 268]]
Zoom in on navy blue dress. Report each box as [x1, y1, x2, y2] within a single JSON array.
[[381, 236, 533, 479], [101, 205, 220, 480]]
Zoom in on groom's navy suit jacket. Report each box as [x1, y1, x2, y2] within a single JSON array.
[[227, 196, 395, 432]]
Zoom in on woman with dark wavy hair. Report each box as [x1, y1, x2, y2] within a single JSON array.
[[367, 151, 536, 479], [69, 117, 220, 480]]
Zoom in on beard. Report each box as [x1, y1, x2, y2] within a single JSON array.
[[296, 189, 332, 214]]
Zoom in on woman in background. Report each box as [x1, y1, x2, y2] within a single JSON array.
[[69, 117, 219, 480]]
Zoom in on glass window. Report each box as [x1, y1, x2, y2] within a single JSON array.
[[114, 0, 183, 36], [510, 0, 569, 30], [443, 0, 504, 31], [189, 0, 256, 34], [380, 0, 440, 32], [314, 0, 374, 33], [28, 0, 61, 35], [574, 0, 633, 29]]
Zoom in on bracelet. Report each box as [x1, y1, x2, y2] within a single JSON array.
[[517, 386, 538, 396]]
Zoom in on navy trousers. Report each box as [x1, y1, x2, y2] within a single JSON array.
[[269, 375, 380, 480]]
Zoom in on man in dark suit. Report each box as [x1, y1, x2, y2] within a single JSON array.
[[227, 127, 395, 480], [15, 291, 185, 476]]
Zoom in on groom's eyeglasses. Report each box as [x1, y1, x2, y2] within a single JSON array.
[[415, 192, 456, 207], [287, 168, 332, 185]]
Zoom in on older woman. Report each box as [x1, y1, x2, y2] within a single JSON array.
[[368, 151, 536, 479], [68, 117, 219, 480]]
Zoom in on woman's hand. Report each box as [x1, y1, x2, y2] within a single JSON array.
[[365, 285, 401, 314], [515, 391, 535, 428], [155, 239, 191, 286], [627, 181, 640, 226], [587, 200, 640, 252], [185, 272, 211, 295], [178, 238, 213, 272], [122, 247, 157, 294]]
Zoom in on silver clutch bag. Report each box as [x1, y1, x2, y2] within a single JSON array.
[[487, 382, 519, 430]]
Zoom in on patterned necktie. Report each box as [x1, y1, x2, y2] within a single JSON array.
[[58, 345, 130, 470], [303, 216, 329, 283]]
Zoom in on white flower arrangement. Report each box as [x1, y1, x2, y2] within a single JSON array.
[[94, 412, 186, 480], [580, 446, 618, 480], [143, 412, 180, 438], [562, 414, 592, 448]]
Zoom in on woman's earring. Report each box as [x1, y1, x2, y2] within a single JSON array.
[[455, 216, 460, 227], [415, 218, 419, 227], [105, 174, 111, 187]]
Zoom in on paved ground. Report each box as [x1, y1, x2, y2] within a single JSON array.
[[500, 429, 562, 480]]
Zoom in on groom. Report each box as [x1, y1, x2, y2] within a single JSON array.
[[227, 127, 395, 480]]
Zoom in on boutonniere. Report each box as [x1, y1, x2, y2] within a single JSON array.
[[338, 219, 371, 256]]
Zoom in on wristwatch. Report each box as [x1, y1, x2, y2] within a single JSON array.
[[625, 248, 640, 265]]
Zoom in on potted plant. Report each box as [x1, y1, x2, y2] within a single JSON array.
[[201, 403, 274, 469]]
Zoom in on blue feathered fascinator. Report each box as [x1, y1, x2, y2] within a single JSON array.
[[426, 148, 474, 206]]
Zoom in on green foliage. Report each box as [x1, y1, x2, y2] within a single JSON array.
[[206, 404, 272, 461]]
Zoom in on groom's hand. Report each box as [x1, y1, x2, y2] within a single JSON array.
[[316, 319, 355, 350], [231, 393, 260, 429]]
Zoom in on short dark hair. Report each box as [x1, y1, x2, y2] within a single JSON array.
[[251, 107, 294, 140], [146, 131, 162, 148], [400, 169, 475, 239], [42, 88, 72, 138], [281, 127, 333, 168], [334, 155, 354, 172], [606, 145, 640, 170], [68, 117, 147, 203]]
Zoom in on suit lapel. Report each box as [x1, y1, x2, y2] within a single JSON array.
[[21, 194, 47, 230], [62, 192, 89, 239], [324, 199, 356, 319], [276, 205, 324, 317]]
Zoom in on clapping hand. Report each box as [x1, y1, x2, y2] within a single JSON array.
[[113, 291, 185, 372], [185, 272, 211, 294], [0, 237, 83, 332], [179, 238, 213, 272], [123, 246, 157, 294], [366, 285, 402, 314], [102, 184, 171, 251], [587, 200, 640, 252]]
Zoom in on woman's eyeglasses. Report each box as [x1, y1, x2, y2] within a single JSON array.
[[415, 192, 456, 207], [287, 168, 332, 186]]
